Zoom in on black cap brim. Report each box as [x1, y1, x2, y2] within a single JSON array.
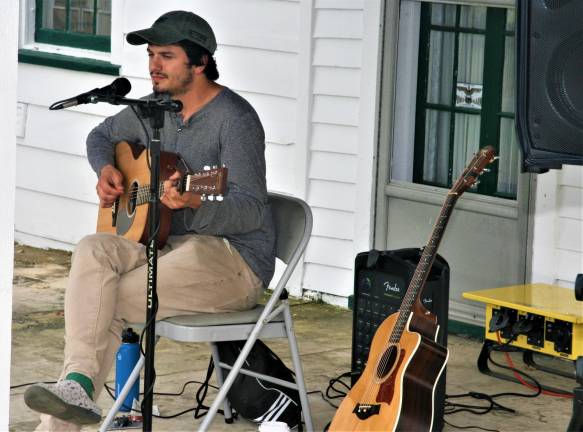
[[126, 25, 185, 45]]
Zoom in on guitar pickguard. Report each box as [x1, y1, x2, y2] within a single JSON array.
[[114, 180, 138, 237], [376, 349, 407, 405]]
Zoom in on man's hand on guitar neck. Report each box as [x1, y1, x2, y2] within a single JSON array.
[[97, 164, 124, 208], [161, 171, 202, 210]]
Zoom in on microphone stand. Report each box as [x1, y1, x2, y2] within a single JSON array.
[[97, 94, 182, 431], [136, 104, 162, 432]]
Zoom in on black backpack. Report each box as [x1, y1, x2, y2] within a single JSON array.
[[215, 340, 302, 429]]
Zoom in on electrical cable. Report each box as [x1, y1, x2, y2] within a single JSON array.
[[325, 371, 352, 402], [10, 381, 57, 390], [443, 337, 542, 418], [493, 332, 573, 398], [103, 383, 200, 419], [103, 358, 225, 420], [104, 380, 218, 398], [129, 105, 152, 170]]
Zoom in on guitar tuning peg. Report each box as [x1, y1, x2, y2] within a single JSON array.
[[216, 195, 224, 202], [212, 165, 218, 169], [203, 165, 211, 171], [222, 163, 226, 168], [492, 156, 500, 161], [201, 194, 207, 201], [208, 195, 215, 202]]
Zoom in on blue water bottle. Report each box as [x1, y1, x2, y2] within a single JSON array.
[[116, 328, 140, 412]]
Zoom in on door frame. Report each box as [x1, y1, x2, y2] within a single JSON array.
[[373, 0, 534, 326]]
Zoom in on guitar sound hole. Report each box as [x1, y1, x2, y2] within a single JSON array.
[[376, 346, 398, 380], [127, 182, 138, 216]]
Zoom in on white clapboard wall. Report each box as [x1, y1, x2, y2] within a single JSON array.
[[555, 167, 583, 287], [303, 0, 382, 305], [531, 166, 583, 289], [16, 64, 124, 250]]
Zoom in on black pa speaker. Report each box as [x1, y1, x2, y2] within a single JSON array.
[[516, 0, 583, 172]]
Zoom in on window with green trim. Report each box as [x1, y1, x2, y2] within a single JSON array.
[[414, 3, 519, 199], [36, 0, 111, 52]]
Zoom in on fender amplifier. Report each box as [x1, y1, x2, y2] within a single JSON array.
[[351, 248, 450, 431]]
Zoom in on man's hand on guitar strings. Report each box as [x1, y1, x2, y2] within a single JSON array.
[[97, 164, 125, 208], [161, 171, 202, 210]]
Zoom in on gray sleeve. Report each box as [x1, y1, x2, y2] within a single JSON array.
[[185, 112, 267, 235], [86, 106, 146, 176]]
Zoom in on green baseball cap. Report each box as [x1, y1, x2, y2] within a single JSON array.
[[126, 10, 217, 54]]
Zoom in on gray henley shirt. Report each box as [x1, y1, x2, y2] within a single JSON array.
[[86, 87, 276, 287]]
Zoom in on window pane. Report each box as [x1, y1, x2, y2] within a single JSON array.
[[42, 0, 67, 31], [427, 31, 455, 105], [497, 118, 519, 196], [431, 4, 456, 26], [96, 0, 111, 36], [501, 38, 515, 113], [71, 0, 94, 34], [452, 113, 481, 183], [457, 33, 485, 86], [506, 9, 516, 32], [423, 110, 451, 185], [459, 5, 487, 30]]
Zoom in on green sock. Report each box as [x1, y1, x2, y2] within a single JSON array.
[[65, 372, 95, 400]]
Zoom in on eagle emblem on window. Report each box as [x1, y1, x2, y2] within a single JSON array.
[[456, 83, 483, 109]]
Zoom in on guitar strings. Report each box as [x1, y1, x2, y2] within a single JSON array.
[[359, 197, 454, 405], [115, 175, 218, 203]]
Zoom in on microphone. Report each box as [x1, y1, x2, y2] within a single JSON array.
[[49, 77, 131, 110]]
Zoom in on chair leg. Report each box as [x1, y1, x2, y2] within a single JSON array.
[[99, 354, 145, 432], [210, 342, 234, 423], [283, 303, 314, 432]]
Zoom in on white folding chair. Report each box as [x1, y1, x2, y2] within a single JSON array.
[[101, 192, 314, 431]]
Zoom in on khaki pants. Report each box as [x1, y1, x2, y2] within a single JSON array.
[[36, 233, 263, 431]]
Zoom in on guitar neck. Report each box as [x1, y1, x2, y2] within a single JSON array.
[[132, 168, 226, 206], [390, 192, 459, 343]]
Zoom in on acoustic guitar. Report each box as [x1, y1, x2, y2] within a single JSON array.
[[96, 141, 227, 248], [329, 146, 496, 431]]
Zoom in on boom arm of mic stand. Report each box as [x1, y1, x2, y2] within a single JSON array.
[[108, 95, 183, 113]]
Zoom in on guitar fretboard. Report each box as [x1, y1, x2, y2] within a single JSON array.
[[389, 192, 459, 343]]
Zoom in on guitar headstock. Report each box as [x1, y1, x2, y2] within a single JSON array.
[[452, 146, 497, 195], [185, 166, 228, 201]]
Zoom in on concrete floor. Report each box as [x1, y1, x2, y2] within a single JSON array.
[[9, 245, 578, 431]]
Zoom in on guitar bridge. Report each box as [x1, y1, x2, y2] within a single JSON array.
[[111, 199, 118, 227], [353, 403, 380, 420]]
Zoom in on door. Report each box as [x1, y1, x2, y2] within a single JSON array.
[[377, 1, 531, 326]]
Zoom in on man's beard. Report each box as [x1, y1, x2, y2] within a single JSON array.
[[152, 68, 193, 96]]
